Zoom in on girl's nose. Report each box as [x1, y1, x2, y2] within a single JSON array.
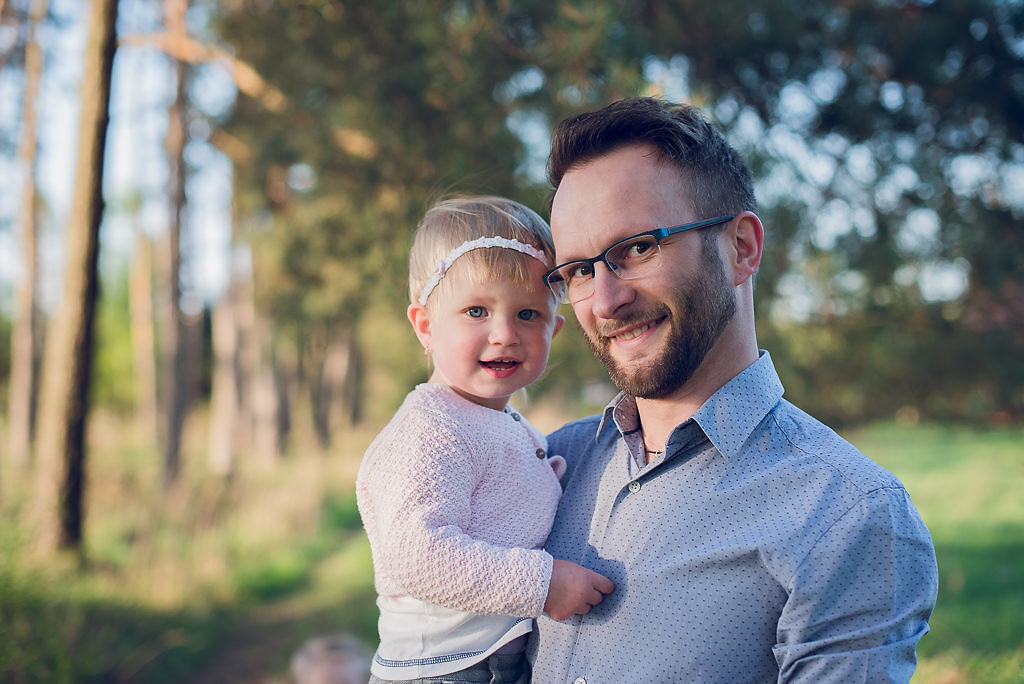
[[488, 316, 520, 345]]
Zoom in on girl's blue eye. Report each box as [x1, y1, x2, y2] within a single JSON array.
[[467, 306, 486, 318], [518, 309, 538, 321]]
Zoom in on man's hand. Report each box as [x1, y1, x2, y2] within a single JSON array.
[[544, 559, 615, 621]]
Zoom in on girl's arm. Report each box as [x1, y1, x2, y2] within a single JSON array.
[[365, 435, 552, 617]]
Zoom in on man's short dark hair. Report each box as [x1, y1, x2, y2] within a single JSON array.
[[547, 97, 758, 220]]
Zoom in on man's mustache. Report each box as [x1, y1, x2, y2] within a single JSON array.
[[592, 304, 672, 341]]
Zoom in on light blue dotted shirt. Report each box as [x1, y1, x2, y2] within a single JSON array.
[[528, 352, 938, 683]]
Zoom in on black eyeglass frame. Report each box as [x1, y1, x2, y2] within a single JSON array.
[[544, 215, 735, 302]]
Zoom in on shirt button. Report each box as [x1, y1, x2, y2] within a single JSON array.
[[536, 448, 546, 459], [627, 480, 641, 494], [574, 678, 587, 684]]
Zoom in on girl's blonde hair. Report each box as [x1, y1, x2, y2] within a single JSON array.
[[408, 196, 555, 306]]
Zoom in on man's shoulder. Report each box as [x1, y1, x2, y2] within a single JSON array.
[[543, 413, 610, 479], [767, 399, 903, 493], [546, 413, 608, 459], [548, 413, 603, 442]]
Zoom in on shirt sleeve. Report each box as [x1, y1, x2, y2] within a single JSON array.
[[773, 486, 938, 682], [363, 427, 553, 618]]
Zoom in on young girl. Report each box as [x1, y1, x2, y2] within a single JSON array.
[[356, 196, 614, 683]]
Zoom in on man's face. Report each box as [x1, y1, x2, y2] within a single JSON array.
[[550, 144, 736, 399]]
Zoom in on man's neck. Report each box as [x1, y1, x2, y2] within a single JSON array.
[[634, 333, 758, 456]]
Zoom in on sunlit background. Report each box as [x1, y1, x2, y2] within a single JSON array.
[[1, 0, 1022, 681]]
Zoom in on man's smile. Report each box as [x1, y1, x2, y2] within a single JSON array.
[[611, 319, 660, 342], [600, 309, 670, 346]]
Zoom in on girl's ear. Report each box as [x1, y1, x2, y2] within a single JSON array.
[[553, 313, 565, 338], [407, 303, 432, 351]]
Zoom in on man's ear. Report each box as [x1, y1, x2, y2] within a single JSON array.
[[728, 212, 764, 286], [407, 303, 432, 351]]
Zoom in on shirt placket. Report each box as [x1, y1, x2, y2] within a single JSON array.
[[564, 421, 711, 684], [565, 438, 641, 684]]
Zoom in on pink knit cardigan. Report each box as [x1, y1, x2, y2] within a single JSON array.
[[356, 383, 564, 617]]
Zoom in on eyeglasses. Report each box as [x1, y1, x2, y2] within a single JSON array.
[[544, 215, 734, 303]]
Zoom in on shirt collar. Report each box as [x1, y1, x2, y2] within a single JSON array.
[[595, 351, 784, 459], [597, 393, 635, 442], [691, 351, 784, 458]]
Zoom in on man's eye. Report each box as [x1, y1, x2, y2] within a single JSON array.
[[623, 238, 655, 258], [466, 306, 486, 318], [518, 309, 538, 321], [566, 263, 594, 281]]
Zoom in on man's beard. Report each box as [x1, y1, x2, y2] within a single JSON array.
[[582, 240, 737, 399]]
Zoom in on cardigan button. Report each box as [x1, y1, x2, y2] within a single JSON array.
[[536, 448, 546, 459]]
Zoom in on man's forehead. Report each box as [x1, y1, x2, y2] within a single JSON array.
[[549, 156, 692, 259]]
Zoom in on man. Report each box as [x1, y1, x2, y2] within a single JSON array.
[[527, 98, 938, 683]]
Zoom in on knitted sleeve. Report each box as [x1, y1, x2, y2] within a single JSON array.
[[361, 405, 553, 617]]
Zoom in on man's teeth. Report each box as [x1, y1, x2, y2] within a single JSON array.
[[616, 323, 653, 341]]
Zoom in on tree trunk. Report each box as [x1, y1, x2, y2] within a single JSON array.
[[6, 0, 48, 474], [28, 0, 117, 554], [159, 0, 189, 487], [233, 246, 256, 461], [309, 325, 360, 447], [207, 175, 243, 476], [275, 333, 297, 456], [308, 325, 331, 449], [249, 314, 281, 465], [130, 228, 158, 449], [207, 282, 239, 475], [342, 330, 364, 426]]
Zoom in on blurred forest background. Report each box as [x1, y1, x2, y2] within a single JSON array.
[[0, 0, 1022, 681]]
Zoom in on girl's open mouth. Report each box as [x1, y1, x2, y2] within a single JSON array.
[[481, 359, 520, 370], [480, 359, 520, 377]]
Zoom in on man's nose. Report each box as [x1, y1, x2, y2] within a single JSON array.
[[588, 261, 635, 319]]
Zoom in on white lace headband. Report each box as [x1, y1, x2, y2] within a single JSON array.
[[418, 236, 550, 305]]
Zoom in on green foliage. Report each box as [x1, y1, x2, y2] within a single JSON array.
[[91, 270, 136, 413], [0, 547, 219, 683], [356, 301, 428, 423], [201, 0, 1024, 424], [232, 495, 366, 602], [0, 417, 381, 681], [761, 301, 1024, 427], [640, 0, 1024, 422], [320, 492, 363, 534], [235, 549, 313, 602], [217, 1, 548, 327], [0, 547, 75, 681]]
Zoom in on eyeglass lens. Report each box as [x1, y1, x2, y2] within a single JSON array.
[[552, 235, 662, 302], [546, 215, 734, 303], [607, 235, 660, 274]]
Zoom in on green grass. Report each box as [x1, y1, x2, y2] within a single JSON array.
[[0, 421, 1021, 682], [0, 411, 382, 683], [846, 422, 1024, 683]]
